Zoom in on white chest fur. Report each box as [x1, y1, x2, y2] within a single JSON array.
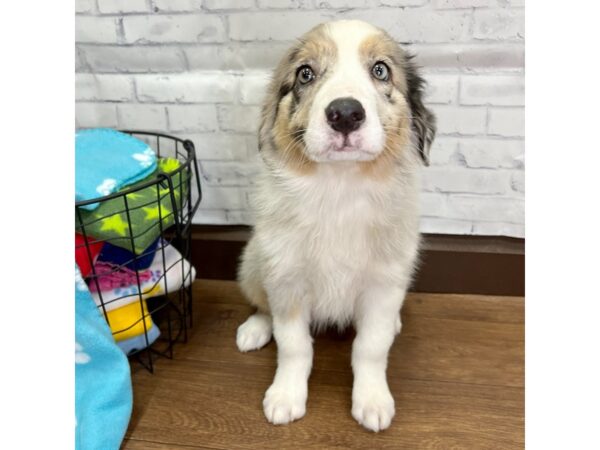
[[253, 162, 421, 327]]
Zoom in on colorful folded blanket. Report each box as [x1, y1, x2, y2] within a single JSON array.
[[106, 298, 156, 342], [97, 237, 160, 271], [90, 240, 196, 312], [75, 234, 104, 278], [75, 265, 132, 450], [76, 129, 157, 210], [88, 261, 153, 292], [75, 157, 188, 255], [117, 325, 160, 356]]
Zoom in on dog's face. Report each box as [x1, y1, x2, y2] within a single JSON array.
[[259, 20, 436, 173]]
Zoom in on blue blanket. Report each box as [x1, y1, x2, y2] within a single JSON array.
[[75, 129, 157, 210], [75, 266, 133, 450]]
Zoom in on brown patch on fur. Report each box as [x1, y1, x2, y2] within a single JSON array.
[[360, 113, 412, 178], [259, 24, 336, 176], [359, 33, 408, 94], [358, 33, 412, 178], [271, 96, 315, 175]]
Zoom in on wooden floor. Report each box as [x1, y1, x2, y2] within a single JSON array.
[[122, 280, 524, 450]]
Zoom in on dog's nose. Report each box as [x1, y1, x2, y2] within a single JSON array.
[[325, 97, 365, 134]]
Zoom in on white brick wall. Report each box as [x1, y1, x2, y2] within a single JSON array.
[[76, 0, 525, 238]]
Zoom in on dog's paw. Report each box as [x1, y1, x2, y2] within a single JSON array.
[[263, 383, 307, 425], [352, 382, 395, 432], [236, 313, 273, 352]]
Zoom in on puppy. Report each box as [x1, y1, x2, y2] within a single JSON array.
[[236, 19, 436, 432]]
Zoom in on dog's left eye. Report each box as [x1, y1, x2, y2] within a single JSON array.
[[372, 62, 390, 81], [297, 65, 315, 85]]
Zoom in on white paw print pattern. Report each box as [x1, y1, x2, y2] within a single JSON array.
[[75, 342, 91, 364], [75, 268, 88, 292], [132, 147, 155, 168], [96, 178, 117, 196]]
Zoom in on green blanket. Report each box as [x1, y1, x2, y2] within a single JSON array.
[[76, 158, 189, 254]]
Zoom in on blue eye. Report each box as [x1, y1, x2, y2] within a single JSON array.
[[297, 65, 315, 84], [372, 62, 390, 81]]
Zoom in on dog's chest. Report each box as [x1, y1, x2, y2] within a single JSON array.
[[275, 176, 393, 322]]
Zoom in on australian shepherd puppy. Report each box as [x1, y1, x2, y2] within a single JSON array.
[[236, 19, 436, 432]]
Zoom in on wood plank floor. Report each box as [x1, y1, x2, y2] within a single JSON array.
[[122, 280, 524, 450]]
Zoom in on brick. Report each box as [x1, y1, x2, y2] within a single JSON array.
[[445, 195, 524, 223], [422, 167, 510, 194], [488, 108, 524, 137], [420, 217, 473, 235], [217, 105, 262, 133], [228, 12, 330, 41], [226, 210, 254, 224], [76, 74, 133, 102], [420, 192, 448, 217], [76, 47, 88, 72], [412, 43, 524, 71], [379, 0, 428, 6], [198, 186, 246, 209], [180, 134, 249, 160], [135, 73, 237, 103], [457, 44, 524, 71], [510, 170, 524, 193], [428, 137, 459, 166], [432, 105, 487, 135], [472, 222, 524, 237], [185, 43, 290, 70], [123, 15, 226, 44], [473, 9, 525, 40], [433, 0, 490, 8], [75, 16, 119, 43], [259, 0, 310, 8], [341, 9, 471, 43], [80, 45, 187, 73], [192, 208, 228, 224], [201, 161, 262, 186], [203, 0, 254, 9], [239, 72, 271, 105], [167, 105, 219, 132], [76, 103, 118, 128], [75, 0, 95, 13], [316, 0, 368, 7], [152, 0, 203, 12], [472, 221, 524, 238], [424, 75, 459, 104], [460, 75, 524, 106], [246, 136, 260, 156], [458, 138, 524, 169], [97, 0, 147, 14], [117, 104, 167, 130], [497, 0, 525, 7]]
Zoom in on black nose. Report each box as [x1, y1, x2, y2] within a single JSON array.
[[325, 97, 366, 134]]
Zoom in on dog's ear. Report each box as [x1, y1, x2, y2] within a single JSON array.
[[404, 56, 436, 166], [258, 45, 298, 153]]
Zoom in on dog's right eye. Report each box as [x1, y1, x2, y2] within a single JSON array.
[[296, 65, 315, 85]]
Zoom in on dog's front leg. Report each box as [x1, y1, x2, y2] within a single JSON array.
[[351, 284, 404, 432], [263, 305, 313, 425]]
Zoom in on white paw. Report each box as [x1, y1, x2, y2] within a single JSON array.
[[352, 382, 395, 432], [263, 382, 307, 425], [236, 313, 273, 352]]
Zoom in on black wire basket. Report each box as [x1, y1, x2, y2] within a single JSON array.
[[75, 131, 202, 373]]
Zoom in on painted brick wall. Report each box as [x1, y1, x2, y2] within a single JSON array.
[[75, 0, 525, 237]]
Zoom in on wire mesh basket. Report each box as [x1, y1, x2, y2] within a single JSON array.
[[75, 131, 202, 373]]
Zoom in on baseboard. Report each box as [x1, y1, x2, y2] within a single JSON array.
[[190, 225, 524, 296]]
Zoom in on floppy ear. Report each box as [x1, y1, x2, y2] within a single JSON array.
[[257, 45, 298, 154], [404, 56, 436, 166]]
